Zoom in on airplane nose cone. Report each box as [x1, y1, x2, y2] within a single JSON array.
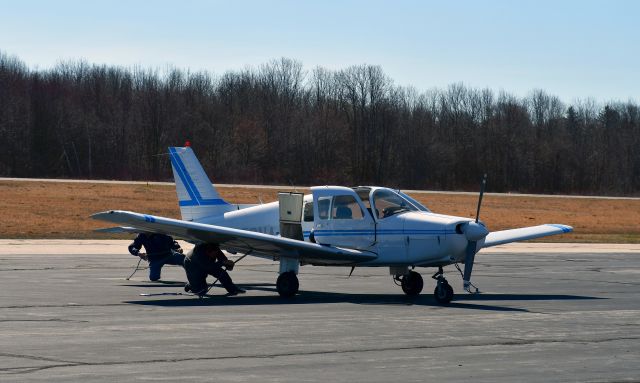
[[463, 221, 489, 241]]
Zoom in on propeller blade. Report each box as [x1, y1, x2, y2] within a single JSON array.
[[464, 174, 488, 293], [475, 173, 487, 223], [463, 240, 477, 292]]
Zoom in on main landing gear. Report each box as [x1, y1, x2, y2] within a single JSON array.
[[432, 267, 454, 304], [397, 271, 424, 296], [276, 271, 299, 298]]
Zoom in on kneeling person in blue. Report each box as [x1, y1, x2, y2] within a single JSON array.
[[128, 233, 185, 281], [183, 243, 245, 296]]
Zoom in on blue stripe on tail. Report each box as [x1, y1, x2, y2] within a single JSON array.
[[169, 147, 230, 207]]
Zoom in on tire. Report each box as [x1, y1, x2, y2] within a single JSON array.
[[276, 271, 299, 298], [401, 271, 424, 296], [445, 283, 454, 299], [434, 281, 454, 304]]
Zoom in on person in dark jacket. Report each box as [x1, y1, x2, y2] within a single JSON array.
[[183, 243, 245, 296], [128, 233, 185, 281]]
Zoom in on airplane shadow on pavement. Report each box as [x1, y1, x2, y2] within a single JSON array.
[[124, 284, 604, 312]]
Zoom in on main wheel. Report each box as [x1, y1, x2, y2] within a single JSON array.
[[276, 271, 299, 298], [401, 271, 424, 296], [434, 280, 454, 304]]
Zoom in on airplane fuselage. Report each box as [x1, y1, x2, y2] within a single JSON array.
[[197, 188, 476, 268]]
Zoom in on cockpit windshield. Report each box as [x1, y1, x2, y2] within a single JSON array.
[[397, 191, 430, 212], [371, 189, 421, 219]]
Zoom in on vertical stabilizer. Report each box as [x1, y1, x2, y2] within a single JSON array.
[[169, 146, 234, 221]]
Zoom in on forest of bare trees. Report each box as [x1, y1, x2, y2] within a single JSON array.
[[0, 51, 638, 195]]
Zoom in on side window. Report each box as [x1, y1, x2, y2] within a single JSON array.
[[303, 202, 314, 222], [317, 196, 331, 220], [331, 195, 364, 220]]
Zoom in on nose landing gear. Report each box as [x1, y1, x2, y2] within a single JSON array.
[[393, 267, 454, 304], [432, 267, 454, 304]]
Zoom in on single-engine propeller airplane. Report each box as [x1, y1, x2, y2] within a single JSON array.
[[93, 145, 573, 304]]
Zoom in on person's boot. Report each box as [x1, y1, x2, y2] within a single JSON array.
[[225, 286, 246, 296]]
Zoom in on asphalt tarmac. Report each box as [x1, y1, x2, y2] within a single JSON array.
[[1, 241, 639, 382]]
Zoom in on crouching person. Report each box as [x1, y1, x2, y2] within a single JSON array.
[[183, 243, 245, 296], [128, 233, 185, 281]]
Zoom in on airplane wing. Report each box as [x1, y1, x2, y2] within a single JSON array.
[[482, 224, 573, 248], [91, 210, 377, 265], [94, 226, 145, 234]]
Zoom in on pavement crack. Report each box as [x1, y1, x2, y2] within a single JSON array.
[[3, 336, 639, 375], [482, 273, 640, 286], [0, 364, 82, 375], [0, 318, 89, 323], [0, 352, 83, 364], [0, 303, 128, 309]]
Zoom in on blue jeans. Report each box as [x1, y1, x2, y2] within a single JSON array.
[[148, 251, 185, 281]]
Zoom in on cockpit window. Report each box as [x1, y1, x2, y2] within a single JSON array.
[[372, 189, 420, 219]]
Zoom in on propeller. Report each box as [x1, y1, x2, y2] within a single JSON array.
[[462, 174, 488, 293]]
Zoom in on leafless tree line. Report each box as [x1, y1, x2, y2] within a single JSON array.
[[0, 51, 638, 195]]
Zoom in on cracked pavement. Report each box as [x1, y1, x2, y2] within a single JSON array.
[[0, 241, 639, 382]]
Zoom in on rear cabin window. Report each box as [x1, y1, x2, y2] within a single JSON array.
[[331, 195, 364, 220], [317, 196, 331, 220], [303, 202, 314, 222]]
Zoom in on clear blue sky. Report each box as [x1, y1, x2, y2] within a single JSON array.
[[1, 0, 638, 103]]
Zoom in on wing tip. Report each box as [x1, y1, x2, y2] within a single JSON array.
[[545, 224, 573, 233], [90, 210, 115, 220]]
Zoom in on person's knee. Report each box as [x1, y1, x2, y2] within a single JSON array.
[[170, 252, 185, 265]]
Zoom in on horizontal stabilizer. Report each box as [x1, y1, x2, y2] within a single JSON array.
[[483, 224, 573, 248]]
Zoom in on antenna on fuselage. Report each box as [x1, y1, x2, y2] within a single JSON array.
[[288, 179, 298, 193]]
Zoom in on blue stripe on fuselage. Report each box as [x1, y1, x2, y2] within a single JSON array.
[[311, 229, 456, 237]]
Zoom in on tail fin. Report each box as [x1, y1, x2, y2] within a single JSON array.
[[168, 146, 235, 221]]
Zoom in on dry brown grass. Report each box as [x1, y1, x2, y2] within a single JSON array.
[[1, 180, 639, 242]]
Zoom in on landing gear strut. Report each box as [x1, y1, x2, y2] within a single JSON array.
[[432, 267, 454, 304], [276, 271, 299, 298]]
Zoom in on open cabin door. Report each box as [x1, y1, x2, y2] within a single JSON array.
[[311, 187, 376, 250], [278, 192, 304, 240]]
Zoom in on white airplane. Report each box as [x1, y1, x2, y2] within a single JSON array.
[[93, 145, 573, 304]]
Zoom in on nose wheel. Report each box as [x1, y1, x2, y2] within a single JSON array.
[[432, 267, 454, 304]]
